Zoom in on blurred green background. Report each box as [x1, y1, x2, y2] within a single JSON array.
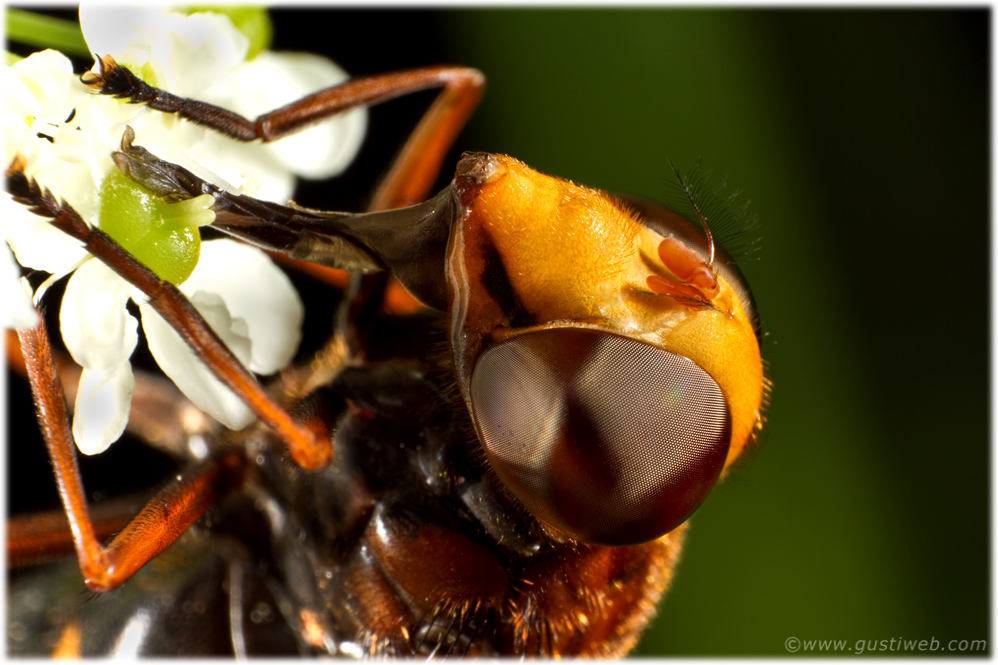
[[8, 7, 988, 657], [288, 9, 988, 656]]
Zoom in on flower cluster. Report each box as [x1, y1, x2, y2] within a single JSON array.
[[4, 7, 366, 454]]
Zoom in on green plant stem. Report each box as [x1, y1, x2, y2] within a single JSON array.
[[6, 8, 89, 57]]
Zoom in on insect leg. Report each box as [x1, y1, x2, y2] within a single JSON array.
[[84, 58, 483, 212], [7, 496, 142, 568], [341, 61, 485, 337], [6, 333, 216, 568], [7, 330, 217, 461], [362, 67, 484, 211], [110, 131, 457, 312], [280, 59, 483, 315], [85, 58, 483, 309], [15, 310, 243, 592], [6, 162, 332, 470]]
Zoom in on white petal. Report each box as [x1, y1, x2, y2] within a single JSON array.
[[80, 5, 248, 97], [3, 196, 90, 274], [3, 124, 40, 169], [182, 239, 303, 374], [25, 149, 101, 219], [138, 298, 255, 430], [157, 12, 248, 96], [4, 49, 80, 122], [2, 253, 38, 330], [4, 135, 103, 274], [185, 137, 295, 203], [201, 51, 367, 183], [2, 67, 38, 122], [60, 259, 138, 370], [51, 125, 97, 164], [72, 363, 135, 455], [79, 5, 165, 65]]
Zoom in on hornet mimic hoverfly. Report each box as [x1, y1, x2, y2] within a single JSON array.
[[6, 24, 767, 657]]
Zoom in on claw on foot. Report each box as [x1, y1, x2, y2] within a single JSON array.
[[80, 54, 138, 99]]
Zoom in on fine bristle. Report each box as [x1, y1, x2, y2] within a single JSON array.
[[665, 160, 761, 262]]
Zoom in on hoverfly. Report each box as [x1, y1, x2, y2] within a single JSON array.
[[6, 29, 767, 656]]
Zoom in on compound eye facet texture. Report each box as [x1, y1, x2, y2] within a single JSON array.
[[470, 328, 731, 546]]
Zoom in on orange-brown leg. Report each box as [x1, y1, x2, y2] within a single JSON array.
[[85, 58, 483, 211], [14, 59, 483, 451], [7, 315, 342, 570], [15, 311, 243, 592], [7, 330, 217, 460], [7, 165, 332, 470], [360, 68, 484, 211], [360, 66, 484, 314], [7, 332, 206, 570], [8, 496, 143, 568], [86, 59, 484, 313], [7, 60, 485, 582]]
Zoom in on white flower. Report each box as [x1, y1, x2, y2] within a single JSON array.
[[4, 8, 366, 454], [76, 5, 366, 201], [59, 237, 304, 453], [4, 50, 95, 276], [137, 240, 304, 430], [2, 262, 37, 329]]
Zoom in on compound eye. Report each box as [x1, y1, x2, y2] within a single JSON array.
[[470, 328, 731, 546]]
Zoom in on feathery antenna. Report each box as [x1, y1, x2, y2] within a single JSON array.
[[669, 159, 715, 268]]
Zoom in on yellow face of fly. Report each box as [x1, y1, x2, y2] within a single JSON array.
[[448, 154, 764, 470]]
